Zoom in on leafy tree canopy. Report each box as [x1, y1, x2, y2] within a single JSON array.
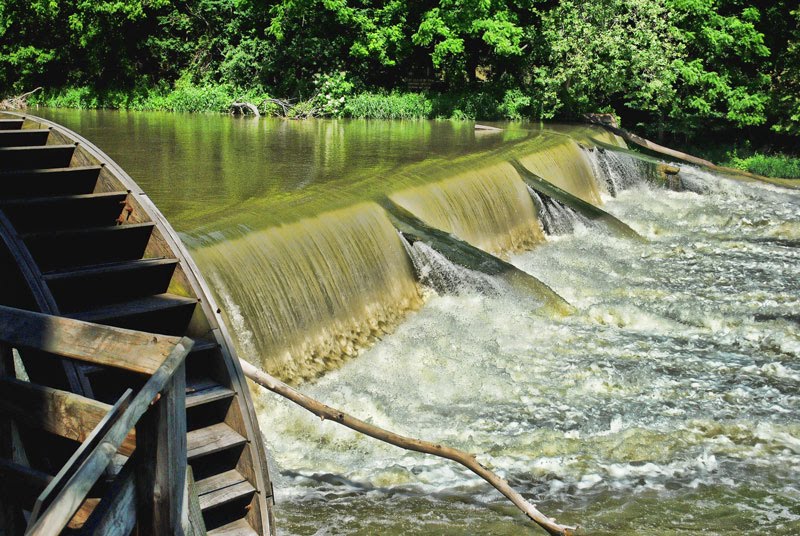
[[1, 0, 797, 139]]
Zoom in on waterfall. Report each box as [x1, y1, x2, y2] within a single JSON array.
[[403, 241, 504, 296], [527, 186, 594, 235], [514, 139, 603, 205], [388, 161, 545, 256], [184, 127, 642, 382], [583, 146, 653, 195], [194, 202, 422, 382]]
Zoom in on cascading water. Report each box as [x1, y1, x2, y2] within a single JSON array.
[[515, 139, 605, 204], [193, 202, 422, 382], [389, 161, 545, 256], [584, 146, 655, 195], [260, 170, 800, 536], [403, 241, 505, 296], [527, 186, 594, 235]]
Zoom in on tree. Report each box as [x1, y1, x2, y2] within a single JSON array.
[[529, 0, 682, 123], [665, 0, 771, 133], [771, 7, 800, 136]]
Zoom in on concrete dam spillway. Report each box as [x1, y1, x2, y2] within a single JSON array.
[[193, 131, 623, 381], [31, 111, 800, 534]]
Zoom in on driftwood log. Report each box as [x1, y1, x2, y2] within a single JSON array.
[[240, 359, 576, 536], [1, 87, 42, 110], [585, 115, 798, 188], [230, 102, 260, 117]]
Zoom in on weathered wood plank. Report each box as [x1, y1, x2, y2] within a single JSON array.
[[28, 389, 133, 532], [195, 470, 246, 498], [0, 165, 100, 199], [198, 480, 254, 511], [68, 293, 198, 337], [0, 119, 24, 130], [0, 304, 183, 375], [0, 191, 129, 233], [135, 361, 187, 535], [78, 458, 137, 536], [0, 377, 135, 455], [206, 518, 258, 536], [23, 222, 155, 272], [0, 144, 75, 170], [25, 337, 193, 536], [1, 344, 31, 532], [183, 466, 208, 536], [186, 380, 235, 408], [187, 423, 247, 461], [0, 129, 49, 147], [67, 498, 100, 529]]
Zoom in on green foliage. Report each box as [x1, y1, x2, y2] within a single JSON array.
[[412, 2, 524, 83], [1, 0, 798, 145], [666, 0, 771, 132], [29, 80, 276, 114], [729, 153, 800, 179], [531, 0, 684, 125], [344, 92, 432, 120], [311, 72, 355, 117], [498, 89, 531, 120], [772, 7, 800, 136]]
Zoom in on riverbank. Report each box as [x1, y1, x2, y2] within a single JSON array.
[[22, 84, 800, 181], [26, 83, 530, 121]]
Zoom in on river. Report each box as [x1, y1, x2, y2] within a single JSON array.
[[36, 109, 800, 535]]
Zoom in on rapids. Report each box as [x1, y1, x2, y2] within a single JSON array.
[[31, 110, 800, 534], [261, 168, 800, 535], [258, 168, 800, 535]]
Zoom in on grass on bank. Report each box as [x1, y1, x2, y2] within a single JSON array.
[[727, 153, 800, 179]]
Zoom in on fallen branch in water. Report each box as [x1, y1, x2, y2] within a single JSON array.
[[230, 102, 260, 117], [239, 359, 576, 536], [585, 115, 799, 188], [262, 98, 293, 117], [1, 87, 42, 110]]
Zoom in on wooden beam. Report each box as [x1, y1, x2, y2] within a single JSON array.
[[0, 344, 30, 533], [0, 377, 135, 455], [25, 337, 193, 536], [135, 361, 187, 535], [0, 304, 183, 375], [182, 466, 207, 536], [78, 458, 137, 536]]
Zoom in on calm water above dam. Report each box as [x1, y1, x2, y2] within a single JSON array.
[[38, 109, 800, 534]]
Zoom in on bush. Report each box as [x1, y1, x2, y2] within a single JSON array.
[[160, 77, 236, 113], [499, 89, 531, 120], [312, 72, 355, 117], [344, 92, 432, 119], [731, 153, 800, 179], [27, 79, 283, 115], [429, 91, 502, 120]]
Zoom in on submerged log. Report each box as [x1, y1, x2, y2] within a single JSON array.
[[240, 359, 576, 536]]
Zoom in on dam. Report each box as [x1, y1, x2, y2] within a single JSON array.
[[22, 110, 800, 534]]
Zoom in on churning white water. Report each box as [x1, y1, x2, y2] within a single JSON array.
[[253, 164, 799, 535]]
